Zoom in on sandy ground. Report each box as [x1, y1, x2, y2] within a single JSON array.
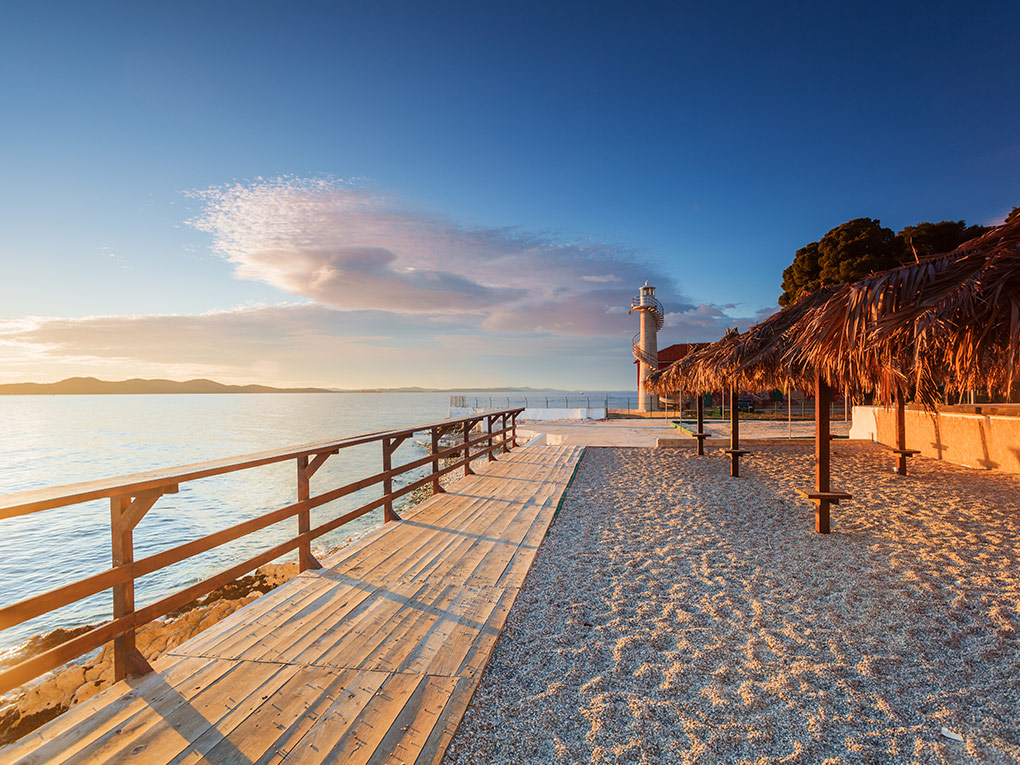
[[445, 442, 1020, 764]]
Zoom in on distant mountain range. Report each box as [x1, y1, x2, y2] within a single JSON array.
[[0, 377, 330, 395], [0, 377, 570, 395]]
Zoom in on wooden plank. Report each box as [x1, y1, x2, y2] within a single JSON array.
[[175, 573, 361, 661], [71, 660, 299, 763], [0, 655, 212, 763], [368, 674, 460, 765], [250, 668, 391, 764], [290, 670, 426, 764], [181, 667, 389, 765]]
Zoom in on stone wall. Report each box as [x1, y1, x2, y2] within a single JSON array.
[[850, 405, 1020, 473]]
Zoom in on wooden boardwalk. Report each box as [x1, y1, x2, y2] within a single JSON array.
[[3, 444, 583, 764]]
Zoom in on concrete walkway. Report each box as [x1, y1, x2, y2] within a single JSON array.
[[517, 418, 678, 447], [518, 417, 851, 447]]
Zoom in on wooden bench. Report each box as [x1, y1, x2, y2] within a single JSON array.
[[796, 488, 853, 534]]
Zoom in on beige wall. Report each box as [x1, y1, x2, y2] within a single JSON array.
[[852, 405, 1020, 473]]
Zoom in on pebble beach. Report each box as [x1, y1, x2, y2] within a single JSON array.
[[446, 442, 1020, 764]]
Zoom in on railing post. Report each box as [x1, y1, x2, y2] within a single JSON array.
[[463, 420, 474, 476], [431, 427, 445, 494], [296, 456, 314, 571], [501, 412, 510, 452], [487, 414, 496, 461], [512, 411, 519, 446], [110, 494, 156, 682], [382, 437, 397, 522]]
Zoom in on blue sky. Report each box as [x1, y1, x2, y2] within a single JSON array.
[[1, 1, 1017, 388]]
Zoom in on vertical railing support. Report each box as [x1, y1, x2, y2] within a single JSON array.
[[294, 453, 330, 569], [502, 412, 510, 452], [431, 427, 445, 495], [110, 490, 165, 682], [511, 412, 519, 446], [296, 455, 311, 570], [487, 415, 496, 462], [382, 437, 398, 522], [463, 420, 474, 476]]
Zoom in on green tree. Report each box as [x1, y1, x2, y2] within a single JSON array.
[[779, 218, 899, 306], [779, 216, 992, 306], [779, 242, 822, 307], [900, 220, 989, 260]]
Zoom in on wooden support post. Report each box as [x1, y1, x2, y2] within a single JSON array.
[[695, 394, 706, 455], [431, 427, 445, 494], [110, 493, 159, 682], [502, 413, 510, 452], [463, 420, 474, 476], [487, 415, 496, 462], [295, 456, 322, 571], [382, 437, 399, 522], [730, 388, 739, 477], [724, 387, 747, 477], [795, 371, 852, 532], [896, 389, 907, 476], [511, 412, 519, 447], [815, 373, 832, 533]]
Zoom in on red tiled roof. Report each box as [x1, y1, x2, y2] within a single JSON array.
[[656, 342, 709, 369]]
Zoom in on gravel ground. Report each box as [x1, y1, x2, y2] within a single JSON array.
[[445, 443, 1020, 764]]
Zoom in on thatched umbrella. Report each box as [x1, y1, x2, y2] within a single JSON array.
[[787, 219, 1020, 402], [787, 219, 1020, 476], [649, 329, 748, 468], [648, 329, 735, 457], [649, 287, 853, 531], [650, 287, 839, 395]]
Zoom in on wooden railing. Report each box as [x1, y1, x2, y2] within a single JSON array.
[[0, 407, 523, 695]]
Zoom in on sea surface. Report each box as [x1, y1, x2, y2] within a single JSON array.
[[0, 391, 630, 654]]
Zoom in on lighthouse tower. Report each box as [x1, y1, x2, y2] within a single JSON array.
[[631, 281, 663, 412]]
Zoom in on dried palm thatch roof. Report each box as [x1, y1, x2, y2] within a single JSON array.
[[648, 329, 741, 394], [786, 219, 1020, 402], [648, 287, 838, 394]]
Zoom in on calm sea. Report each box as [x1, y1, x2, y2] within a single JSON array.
[[0, 391, 630, 654]]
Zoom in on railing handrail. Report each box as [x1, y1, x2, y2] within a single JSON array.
[[0, 407, 525, 520], [0, 406, 524, 697]]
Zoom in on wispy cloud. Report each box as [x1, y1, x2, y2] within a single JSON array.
[[3, 178, 766, 386], [0, 305, 644, 388], [188, 177, 689, 335]]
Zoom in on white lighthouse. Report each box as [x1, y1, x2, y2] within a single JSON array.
[[630, 281, 663, 412]]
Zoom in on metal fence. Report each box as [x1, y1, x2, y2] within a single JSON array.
[[450, 395, 852, 421]]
